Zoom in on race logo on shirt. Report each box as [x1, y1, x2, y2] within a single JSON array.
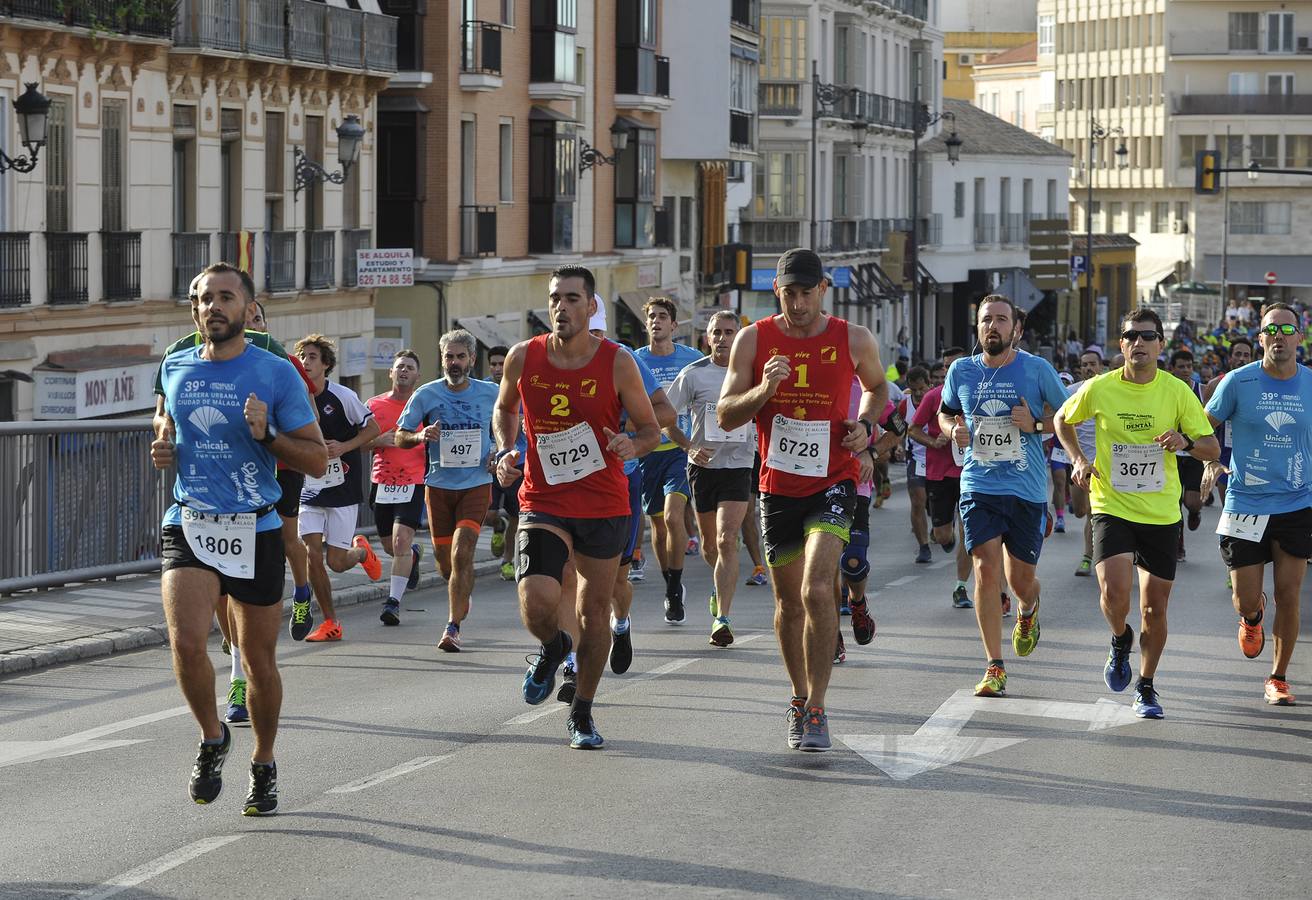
[[821, 346, 837, 363], [580, 378, 598, 397]]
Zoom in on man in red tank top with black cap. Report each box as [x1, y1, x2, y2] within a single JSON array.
[[493, 265, 661, 749], [719, 248, 889, 752]]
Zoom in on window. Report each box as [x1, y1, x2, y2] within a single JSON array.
[[834, 25, 849, 84], [1175, 201, 1189, 230], [1230, 201, 1292, 234], [1251, 135, 1279, 167], [834, 154, 848, 217], [305, 115, 324, 231], [46, 95, 71, 233], [171, 104, 196, 233], [1266, 12, 1294, 53], [752, 150, 806, 218], [499, 120, 513, 202], [1132, 202, 1148, 233], [1229, 72, 1259, 95], [220, 108, 242, 234], [0, 93, 7, 231], [1108, 201, 1122, 233], [953, 181, 965, 218], [762, 15, 806, 81], [1228, 13, 1259, 51], [730, 53, 757, 112], [1289, 135, 1312, 168], [614, 127, 656, 248], [531, 0, 577, 83], [1013, 90, 1024, 127], [1268, 73, 1294, 96], [679, 195, 692, 250], [1046, 179, 1057, 217], [264, 110, 284, 232], [501, 0, 513, 25], [1038, 15, 1054, 54], [528, 115, 576, 253], [1022, 178, 1033, 220], [1178, 135, 1211, 169], [102, 99, 126, 233], [1152, 201, 1168, 232], [1225, 133, 1245, 166]]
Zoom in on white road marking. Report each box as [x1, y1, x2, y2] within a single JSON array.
[[327, 755, 453, 794], [884, 575, 920, 587], [0, 706, 191, 769], [73, 835, 246, 900]]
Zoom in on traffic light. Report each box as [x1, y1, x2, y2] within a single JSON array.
[[732, 245, 752, 290], [1195, 149, 1219, 194]]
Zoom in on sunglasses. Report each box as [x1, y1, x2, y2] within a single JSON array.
[[1262, 323, 1301, 336], [1120, 329, 1161, 343]]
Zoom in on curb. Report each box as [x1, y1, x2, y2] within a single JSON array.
[[0, 557, 507, 677]]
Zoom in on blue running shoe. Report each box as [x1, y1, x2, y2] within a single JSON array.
[[406, 544, 423, 591], [224, 679, 249, 725], [522, 632, 572, 705], [1104, 625, 1134, 693], [567, 715, 604, 749], [1132, 683, 1164, 719]]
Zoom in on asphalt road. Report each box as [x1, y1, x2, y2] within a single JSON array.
[[1, 490, 1308, 899]]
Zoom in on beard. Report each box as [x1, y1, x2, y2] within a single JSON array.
[[981, 333, 1009, 356], [445, 365, 469, 384], [204, 317, 244, 345]]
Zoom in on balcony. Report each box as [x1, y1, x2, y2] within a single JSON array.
[[1169, 33, 1312, 57], [816, 219, 861, 254], [973, 214, 997, 247], [871, 0, 927, 23], [1172, 93, 1312, 116], [459, 206, 497, 258], [739, 219, 803, 254], [529, 27, 582, 100], [5, 0, 175, 39], [172, 233, 210, 299], [265, 231, 297, 292], [460, 20, 503, 91], [219, 231, 242, 265], [1000, 213, 1026, 246], [729, 110, 754, 151], [836, 89, 915, 132], [306, 230, 335, 289], [730, 0, 759, 32], [919, 214, 943, 247], [0, 233, 30, 308], [172, 0, 397, 72], [760, 82, 802, 117], [101, 232, 142, 301], [47, 233, 89, 306], [615, 47, 673, 112], [341, 228, 371, 287]]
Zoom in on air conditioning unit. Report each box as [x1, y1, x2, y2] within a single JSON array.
[[1171, 220, 1188, 234], [958, 53, 974, 66], [1299, 36, 1311, 52]]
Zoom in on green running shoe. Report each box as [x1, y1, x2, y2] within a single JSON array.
[[708, 591, 718, 617], [1012, 600, 1040, 657]]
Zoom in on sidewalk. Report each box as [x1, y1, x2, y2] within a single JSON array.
[[0, 531, 509, 676]]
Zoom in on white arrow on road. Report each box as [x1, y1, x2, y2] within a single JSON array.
[[839, 689, 1140, 781], [0, 705, 189, 769]]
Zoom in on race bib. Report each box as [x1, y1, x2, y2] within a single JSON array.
[[537, 421, 604, 485], [950, 439, 966, 467], [181, 508, 256, 578], [1216, 512, 1269, 542], [703, 402, 751, 443], [1051, 446, 1070, 465], [769, 415, 829, 477], [440, 428, 482, 468], [972, 415, 1022, 463], [1110, 443, 1165, 492], [305, 458, 345, 491], [375, 483, 416, 504]]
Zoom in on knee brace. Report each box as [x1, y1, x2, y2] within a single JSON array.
[[516, 527, 569, 583], [841, 528, 870, 583]]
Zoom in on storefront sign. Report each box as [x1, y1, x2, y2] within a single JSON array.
[[33, 363, 157, 420], [340, 336, 370, 378], [637, 263, 661, 289]]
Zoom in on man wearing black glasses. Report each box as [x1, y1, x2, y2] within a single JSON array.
[[1202, 303, 1312, 706], [1054, 308, 1218, 719]]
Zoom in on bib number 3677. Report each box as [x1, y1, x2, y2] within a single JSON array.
[[181, 508, 256, 578]]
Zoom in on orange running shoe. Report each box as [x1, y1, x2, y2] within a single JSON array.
[[1264, 677, 1295, 706], [353, 535, 382, 580], [305, 619, 342, 642], [1238, 593, 1266, 659]]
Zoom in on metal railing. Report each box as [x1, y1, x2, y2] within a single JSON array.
[[816, 219, 861, 253], [461, 19, 502, 74], [760, 81, 803, 116], [973, 214, 996, 246], [265, 230, 297, 291], [1172, 93, 1312, 116], [341, 228, 370, 286], [219, 231, 242, 265], [326, 4, 365, 68], [6, 0, 176, 37], [247, 0, 286, 57], [307, 230, 335, 288], [47, 233, 89, 305], [730, 0, 759, 31], [1000, 213, 1026, 246], [656, 55, 671, 98], [739, 219, 803, 253], [920, 214, 943, 246], [290, 0, 327, 63], [363, 10, 397, 71], [171, 232, 210, 299], [101, 231, 142, 301], [0, 232, 30, 308], [0, 419, 171, 591], [459, 206, 497, 258], [730, 110, 754, 149], [173, 0, 241, 50]]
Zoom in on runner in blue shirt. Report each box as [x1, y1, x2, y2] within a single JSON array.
[[153, 263, 325, 816], [938, 295, 1069, 698], [1203, 302, 1312, 706]]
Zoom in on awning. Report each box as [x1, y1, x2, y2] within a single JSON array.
[[529, 106, 578, 123], [527, 308, 551, 334], [456, 315, 516, 351], [616, 292, 652, 324], [33, 347, 159, 420], [1201, 254, 1312, 287], [1136, 259, 1183, 289]]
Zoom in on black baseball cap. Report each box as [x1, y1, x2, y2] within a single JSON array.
[[775, 248, 826, 288]]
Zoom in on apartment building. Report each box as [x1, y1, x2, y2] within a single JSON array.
[[970, 41, 1044, 136], [744, 0, 942, 362], [373, 0, 686, 376], [0, 0, 395, 420], [1045, 0, 1312, 310], [942, 1, 1034, 103]]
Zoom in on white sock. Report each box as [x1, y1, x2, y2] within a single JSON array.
[[389, 575, 408, 602], [565, 651, 577, 668], [230, 645, 244, 681]]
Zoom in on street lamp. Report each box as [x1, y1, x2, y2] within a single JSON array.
[[1220, 131, 1262, 304], [579, 120, 631, 174], [809, 60, 869, 248], [0, 83, 51, 175], [293, 114, 365, 198], [1082, 115, 1128, 340], [908, 107, 958, 362]]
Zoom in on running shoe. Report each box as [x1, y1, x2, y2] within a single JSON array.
[[1000, 592, 1012, 618], [1054, 514, 1066, 534], [941, 537, 956, 553], [628, 555, 647, 582], [289, 599, 313, 641], [557, 662, 577, 703], [710, 616, 734, 647], [686, 536, 700, 556], [1187, 509, 1201, 531], [709, 591, 718, 618], [1012, 602, 1040, 657], [1104, 625, 1134, 693], [567, 715, 604, 749], [380, 598, 400, 627], [353, 535, 382, 580], [304, 619, 342, 642], [879, 481, 892, 501], [438, 622, 462, 652], [224, 679, 249, 725], [1132, 683, 1164, 719], [850, 598, 875, 645], [500, 561, 515, 581], [798, 706, 832, 752], [915, 544, 932, 564], [220, 638, 230, 656], [243, 761, 278, 816], [406, 544, 423, 591], [189, 723, 231, 804], [840, 602, 851, 616], [952, 586, 973, 609], [974, 664, 1007, 697], [1238, 593, 1266, 659], [1264, 677, 1295, 706], [1075, 556, 1092, 577], [522, 632, 571, 705], [746, 565, 767, 586], [664, 584, 686, 625], [490, 530, 505, 557], [610, 625, 633, 674], [834, 634, 846, 665], [785, 700, 806, 749]]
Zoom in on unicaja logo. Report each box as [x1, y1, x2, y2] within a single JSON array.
[[980, 399, 1010, 416], [188, 406, 228, 436], [1265, 411, 1295, 432]]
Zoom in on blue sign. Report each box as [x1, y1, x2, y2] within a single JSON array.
[[830, 266, 851, 289], [1071, 254, 1088, 276], [751, 269, 776, 291]]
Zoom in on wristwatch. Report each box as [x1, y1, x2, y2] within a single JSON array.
[[858, 418, 874, 437], [1181, 435, 1195, 453], [1034, 420, 1045, 434], [258, 424, 278, 445]]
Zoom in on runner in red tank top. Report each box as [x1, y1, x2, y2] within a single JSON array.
[[492, 265, 660, 749], [718, 248, 888, 752]]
